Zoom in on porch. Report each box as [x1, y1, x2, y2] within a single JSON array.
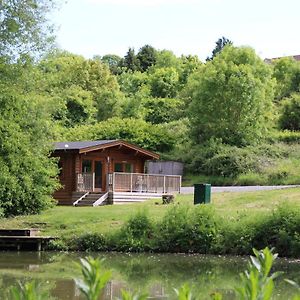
[[74, 172, 181, 206]]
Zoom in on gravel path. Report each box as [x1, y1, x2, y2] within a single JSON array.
[[180, 185, 300, 194]]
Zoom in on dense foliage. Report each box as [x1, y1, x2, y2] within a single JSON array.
[[61, 203, 300, 258], [0, 70, 59, 217], [2, 1, 300, 216], [187, 46, 274, 146]]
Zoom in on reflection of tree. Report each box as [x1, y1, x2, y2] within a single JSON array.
[[0, 252, 300, 299]]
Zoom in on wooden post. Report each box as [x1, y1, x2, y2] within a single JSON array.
[[112, 172, 115, 192], [92, 173, 95, 192], [163, 176, 166, 194], [130, 173, 133, 192], [179, 175, 182, 194]]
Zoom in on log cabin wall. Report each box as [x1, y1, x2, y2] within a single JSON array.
[[53, 151, 77, 205]]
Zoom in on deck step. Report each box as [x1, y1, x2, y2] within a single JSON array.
[[73, 192, 106, 206], [112, 192, 163, 204]]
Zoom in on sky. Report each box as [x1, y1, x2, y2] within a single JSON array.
[[53, 0, 300, 61]]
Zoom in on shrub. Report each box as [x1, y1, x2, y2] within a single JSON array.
[[113, 210, 155, 252], [156, 205, 220, 253], [185, 140, 261, 178], [279, 93, 300, 131], [74, 233, 108, 251], [252, 204, 300, 257], [155, 205, 193, 252]]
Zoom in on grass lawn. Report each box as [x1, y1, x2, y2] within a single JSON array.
[[1, 187, 300, 239]]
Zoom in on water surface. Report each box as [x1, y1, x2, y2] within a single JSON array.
[[0, 252, 299, 299]]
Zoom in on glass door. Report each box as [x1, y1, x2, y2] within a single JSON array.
[[94, 161, 103, 190]]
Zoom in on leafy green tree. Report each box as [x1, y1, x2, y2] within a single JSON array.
[[188, 46, 274, 146], [38, 51, 123, 123], [0, 0, 56, 59], [117, 71, 149, 96], [279, 93, 300, 130], [100, 54, 122, 75], [136, 44, 157, 72], [149, 67, 180, 98], [144, 98, 184, 124], [206, 36, 233, 61], [179, 55, 202, 84], [0, 67, 59, 217], [155, 50, 180, 69], [272, 57, 300, 100]]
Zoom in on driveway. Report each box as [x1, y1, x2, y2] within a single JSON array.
[[180, 185, 300, 194]]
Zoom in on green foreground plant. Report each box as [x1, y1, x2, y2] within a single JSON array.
[[75, 257, 111, 300], [235, 248, 282, 300]]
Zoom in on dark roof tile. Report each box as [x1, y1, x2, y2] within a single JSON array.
[[54, 140, 117, 150]]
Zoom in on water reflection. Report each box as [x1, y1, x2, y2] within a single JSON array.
[[0, 252, 299, 299]]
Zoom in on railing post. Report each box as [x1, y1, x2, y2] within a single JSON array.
[[113, 172, 115, 192], [179, 175, 182, 193], [130, 173, 133, 193], [163, 176, 166, 194], [92, 173, 95, 192], [147, 174, 149, 193]]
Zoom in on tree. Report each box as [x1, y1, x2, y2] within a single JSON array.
[[149, 67, 180, 98], [62, 117, 176, 153], [155, 50, 180, 69], [188, 46, 274, 146], [272, 57, 300, 101], [136, 44, 157, 72], [0, 0, 55, 59], [144, 98, 184, 124], [206, 36, 233, 61], [100, 54, 122, 75], [38, 51, 123, 123], [0, 64, 59, 217], [279, 93, 300, 130], [123, 48, 140, 72]]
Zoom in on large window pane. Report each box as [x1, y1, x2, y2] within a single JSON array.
[[82, 160, 92, 173]]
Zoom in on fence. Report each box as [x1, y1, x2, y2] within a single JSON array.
[[111, 172, 181, 194], [76, 173, 94, 192]]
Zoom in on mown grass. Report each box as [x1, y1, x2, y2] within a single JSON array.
[[1, 187, 300, 239]]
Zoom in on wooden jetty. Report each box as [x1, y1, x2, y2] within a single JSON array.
[[0, 229, 55, 251]]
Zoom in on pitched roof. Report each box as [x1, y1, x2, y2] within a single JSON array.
[[54, 140, 116, 150], [53, 139, 159, 159], [264, 54, 300, 63]]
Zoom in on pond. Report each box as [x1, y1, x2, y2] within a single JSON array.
[[0, 252, 299, 299]]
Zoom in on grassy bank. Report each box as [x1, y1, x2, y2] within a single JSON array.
[[1, 188, 300, 256]]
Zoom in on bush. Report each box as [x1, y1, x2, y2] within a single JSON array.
[[251, 204, 300, 257], [279, 93, 300, 130], [156, 205, 220, 253], [185, 140, 261, 178], [113, 210, 155, 252], [74, 233, 108, 251]]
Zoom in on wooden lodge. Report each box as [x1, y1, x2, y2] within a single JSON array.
[[53, 140, 181, 206]]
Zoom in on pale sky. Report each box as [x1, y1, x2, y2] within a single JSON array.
[[53, 0, 300, 61]]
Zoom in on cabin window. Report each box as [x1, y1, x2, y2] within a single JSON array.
[[82, 160, 92, 173], [114, 163, 123, 172], [125, 163, 133, 173], [114, 162, 134, 173]]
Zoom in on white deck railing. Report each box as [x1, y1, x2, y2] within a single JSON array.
[[110, 172, 181, 194], [76, 172, 95, 192]]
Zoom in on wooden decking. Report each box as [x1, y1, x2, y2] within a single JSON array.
[[0, 229, 55, 251]]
